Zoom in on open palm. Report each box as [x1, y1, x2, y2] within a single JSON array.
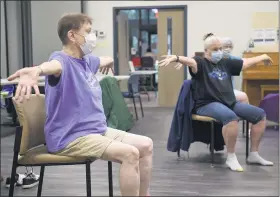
[[158, 55, 183, 70], [7, 67, 41, 102], [99, 56, 114, 75]]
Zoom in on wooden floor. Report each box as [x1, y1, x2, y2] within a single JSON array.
[[1, 107, 279, 196]]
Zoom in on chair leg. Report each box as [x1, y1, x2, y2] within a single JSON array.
[[242, 120, 245, 137], [37, 166, 45, 197], [143, 86, 150, 101], [138, 96, 144, 117], [8, 163, 17, 197], [245, 120, 249, 160], [132, 97, 138, 120], [177, 149, 180, 158], [85, 161, 92, 197], [210, 121, 215, 167], [108, 161, 113, 197]]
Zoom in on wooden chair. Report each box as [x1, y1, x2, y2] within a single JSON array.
[[177, 114, 249, 166], [9, 95, 113, 197]]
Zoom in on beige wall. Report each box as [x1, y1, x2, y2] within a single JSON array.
[[85, 1, 278, 90]]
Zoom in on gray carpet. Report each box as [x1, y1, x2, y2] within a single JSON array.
[[1, 107, 279, 196]]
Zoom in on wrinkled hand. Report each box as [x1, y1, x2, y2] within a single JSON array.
[[158, 55, 183, 70], [262, 54, 273, 65], [99, 56, 114, 75], [7, 67, 41, 102]]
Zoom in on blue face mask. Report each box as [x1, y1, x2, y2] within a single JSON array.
[[223, 48, 232, 58], [211, 50, 223, 64]]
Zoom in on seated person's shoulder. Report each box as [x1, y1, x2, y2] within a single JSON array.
[[85, 54, 99, 61], [84, 54, 100, 69], [229, 55, 242, 60], [49, 51, 67, 60], [193, 56, 207, 65], [48, 51, 67, 87]]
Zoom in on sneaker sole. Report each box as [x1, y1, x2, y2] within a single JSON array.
[[5, 183, 21, 188], [22, 181, 39, 189]]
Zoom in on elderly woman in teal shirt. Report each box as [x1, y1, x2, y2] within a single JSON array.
[[222, 37, 249, 104]]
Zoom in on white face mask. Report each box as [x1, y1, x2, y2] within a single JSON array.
[[80, 33, 97, 55]]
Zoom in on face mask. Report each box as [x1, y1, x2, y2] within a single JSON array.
[[211, 50, 223, 64], [223, 48, 232, 58], [80, 33, 97, 55]]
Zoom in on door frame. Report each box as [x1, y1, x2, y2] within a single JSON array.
[[112, 5, 188, 78]]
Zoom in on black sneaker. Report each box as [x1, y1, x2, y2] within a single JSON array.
[[22, 172, 40, 189], [5, 173, 26, 188]]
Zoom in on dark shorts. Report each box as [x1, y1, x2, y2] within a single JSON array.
[[196, 102, 266, 125]]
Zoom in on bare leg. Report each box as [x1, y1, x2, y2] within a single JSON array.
[[101, 141, 140, 196], [250, 119, 266, 152], [234, 90, 252, 132], [247, 118, 273, 166], [122, 134, 153, 196], [223, 121, 239, 153], [223, 121, 243, 171]]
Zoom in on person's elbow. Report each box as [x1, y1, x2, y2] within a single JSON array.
[[44, 60, 63, 77], [189, 60, 198, 73], [241, 58, 250, 70]]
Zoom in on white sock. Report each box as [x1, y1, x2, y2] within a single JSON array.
[[247, 152, 274, 166], [226, 153, 244, 172]]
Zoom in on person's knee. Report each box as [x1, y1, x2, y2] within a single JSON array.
[[123, 146, 140, 164], [235, 91, 249, 104], [222, 113, 239, 126], [141, 137, 153, 155], [252, 108, 266, 125], [241, 93, 249, 104]]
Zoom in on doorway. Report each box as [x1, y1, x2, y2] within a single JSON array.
[[113, 5, 188, 107]]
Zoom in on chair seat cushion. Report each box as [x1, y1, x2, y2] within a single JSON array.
[[18, 145, 95, 165], [192, 114, 246, 123], [192, 114, 217, 122]]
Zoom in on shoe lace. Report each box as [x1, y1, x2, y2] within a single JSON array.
[[25, 167, 35, 178]]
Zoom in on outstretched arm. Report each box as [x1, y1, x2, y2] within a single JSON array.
[[7, 60, 62, 81], [99, 56, 114, 67], [99, 56, 114, 74], [7, 60, 62, 101], [159, 55, 198, 74], [177, 56, 198, 74], [242, 54, 273, 70]]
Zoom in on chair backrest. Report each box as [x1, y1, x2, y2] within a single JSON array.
[[128, 74, 140, 94], [128, 61, 136, 72], [140, 56, 154, 69], [12, 94, 46, 155]]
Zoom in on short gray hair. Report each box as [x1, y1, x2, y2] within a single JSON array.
[[221, 37, 233, 47], [204, 35, 221, 50]]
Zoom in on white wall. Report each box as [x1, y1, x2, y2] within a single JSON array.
[[85, 1, 278, 90], [31, 1, 82, 65], [5, 1, 23, 75], [1, 0, 7, 77]]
